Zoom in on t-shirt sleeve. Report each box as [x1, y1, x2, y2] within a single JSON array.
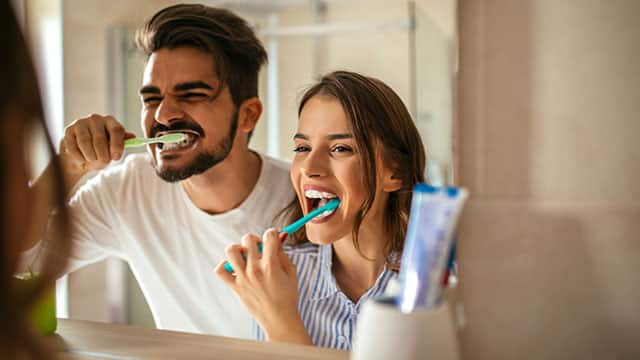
[[20, 160, 133, 275], [61, 172, 126, 273]]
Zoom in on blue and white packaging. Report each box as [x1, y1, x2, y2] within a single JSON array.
[[396, 184, 468, 313]]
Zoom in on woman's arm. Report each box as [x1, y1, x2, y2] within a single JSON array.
[[215, 229, 312, 345]]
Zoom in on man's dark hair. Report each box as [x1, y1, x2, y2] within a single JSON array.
[[135, 4, 268, 108]]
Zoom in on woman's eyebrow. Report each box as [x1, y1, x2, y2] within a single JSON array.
[[326, 133, 353, 140], [293, 133, 353, 140]]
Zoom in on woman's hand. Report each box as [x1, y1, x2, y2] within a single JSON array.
[[215, 229, 312, 345]]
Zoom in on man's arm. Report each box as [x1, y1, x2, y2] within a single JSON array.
[[21, 114, 134, 252], [32, 154, 85, 201]]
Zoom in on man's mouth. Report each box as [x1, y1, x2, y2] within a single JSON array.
[[304, 189, 339, 221], [155, 130, 200, 154]]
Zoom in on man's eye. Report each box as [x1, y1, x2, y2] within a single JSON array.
[[143, 97, 162, 104], [181, 93, 208, 100], [293, 146, 310, 153]]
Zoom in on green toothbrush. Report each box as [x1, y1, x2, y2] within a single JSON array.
[[124, 133, 187, 148]]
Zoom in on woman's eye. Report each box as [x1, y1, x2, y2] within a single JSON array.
[[293, 145, 310, 153], [331, 145, 353, 153]]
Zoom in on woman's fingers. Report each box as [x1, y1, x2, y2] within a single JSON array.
[[262, 228, 281, 264], [221, 230, 290, 285], [224, 243, 247, 277], [278, 249, 296, 275], [214, 260, 236, 285], [263, 229, 294, 273], [242, 233, 261, 264]]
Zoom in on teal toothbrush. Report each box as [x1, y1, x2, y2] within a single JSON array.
[[124, 133, 187, 148], [223, 198, 340, 273]]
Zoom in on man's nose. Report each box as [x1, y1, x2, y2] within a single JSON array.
[[154, 97, 184, 126]]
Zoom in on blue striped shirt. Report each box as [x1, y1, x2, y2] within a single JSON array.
[[255, 243, 398, 350]]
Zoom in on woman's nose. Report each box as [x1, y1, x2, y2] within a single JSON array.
[[300, 150, 329, 178]]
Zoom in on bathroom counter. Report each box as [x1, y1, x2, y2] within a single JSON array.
[[52, 319, 349, 359]]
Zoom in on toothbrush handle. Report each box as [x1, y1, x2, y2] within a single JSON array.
[[124, 137, 167, 148], [280, 199, 338, 234], [223, 200, 340, 273], [124, 138, 147, 148]]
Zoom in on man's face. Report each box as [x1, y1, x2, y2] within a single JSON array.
[[139, 47, 238, 182]]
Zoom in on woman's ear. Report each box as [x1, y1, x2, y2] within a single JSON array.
[[237, 97, 263, 134], [381, 164, 403, 193]]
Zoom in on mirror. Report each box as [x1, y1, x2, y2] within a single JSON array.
[[39, 0, 456, 332]]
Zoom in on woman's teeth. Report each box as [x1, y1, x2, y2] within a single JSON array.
[[305, 189, 338, 219], [315, 209, 335, 219], [305, 189, 338, 201]]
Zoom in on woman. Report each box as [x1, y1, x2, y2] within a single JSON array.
[[216, 71, 426, 349], [0, 2, 71, 358]]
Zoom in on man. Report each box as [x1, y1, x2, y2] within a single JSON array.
[[25, 4, 293, 339]]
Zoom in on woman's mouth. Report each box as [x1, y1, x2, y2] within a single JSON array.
[[304, 189, 339, 223], [155, 130, 200, 155]]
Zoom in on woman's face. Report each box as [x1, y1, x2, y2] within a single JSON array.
[[291, 95, 391, 244]]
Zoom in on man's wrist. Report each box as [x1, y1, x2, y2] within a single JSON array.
[[58, 153, 88, 198]]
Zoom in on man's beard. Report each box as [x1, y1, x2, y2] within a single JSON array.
[[153, 113, 238, 183]]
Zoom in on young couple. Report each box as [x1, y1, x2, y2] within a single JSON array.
[[25, 4, 426, 350]]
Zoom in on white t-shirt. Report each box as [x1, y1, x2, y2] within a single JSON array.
[[52, 152, 293, 338]]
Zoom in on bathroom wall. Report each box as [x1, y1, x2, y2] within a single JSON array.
[[457, 1, 640, 358]]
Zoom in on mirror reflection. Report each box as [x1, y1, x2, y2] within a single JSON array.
[[15, 0, 456, 353]]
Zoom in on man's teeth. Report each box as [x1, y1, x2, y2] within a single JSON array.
[[158, 133, 196, 151], [161, 139, 190, 150]]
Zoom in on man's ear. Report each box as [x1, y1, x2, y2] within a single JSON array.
[[237, 97, 262, 134], [381, 164, 403, 193]]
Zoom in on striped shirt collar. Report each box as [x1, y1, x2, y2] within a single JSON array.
[[310, 244, 398, 301]]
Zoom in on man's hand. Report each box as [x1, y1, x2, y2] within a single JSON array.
[[58, 114, 135, 194], [22, 114, 134, 252], [60, 114, 135, 175]]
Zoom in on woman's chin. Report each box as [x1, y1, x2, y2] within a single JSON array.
[[305, 227, 346, 245], [307, 237, 335, 246]]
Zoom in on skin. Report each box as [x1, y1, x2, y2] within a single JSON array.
[[4, 109, 34, 268], [24, 46, 264, 251], [215, 95, 402, 344], [138, 47, 262, 214]]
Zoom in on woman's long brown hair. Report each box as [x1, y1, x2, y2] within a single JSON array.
[[0, 3, 71, 359], [279, 71, 426, 264]]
